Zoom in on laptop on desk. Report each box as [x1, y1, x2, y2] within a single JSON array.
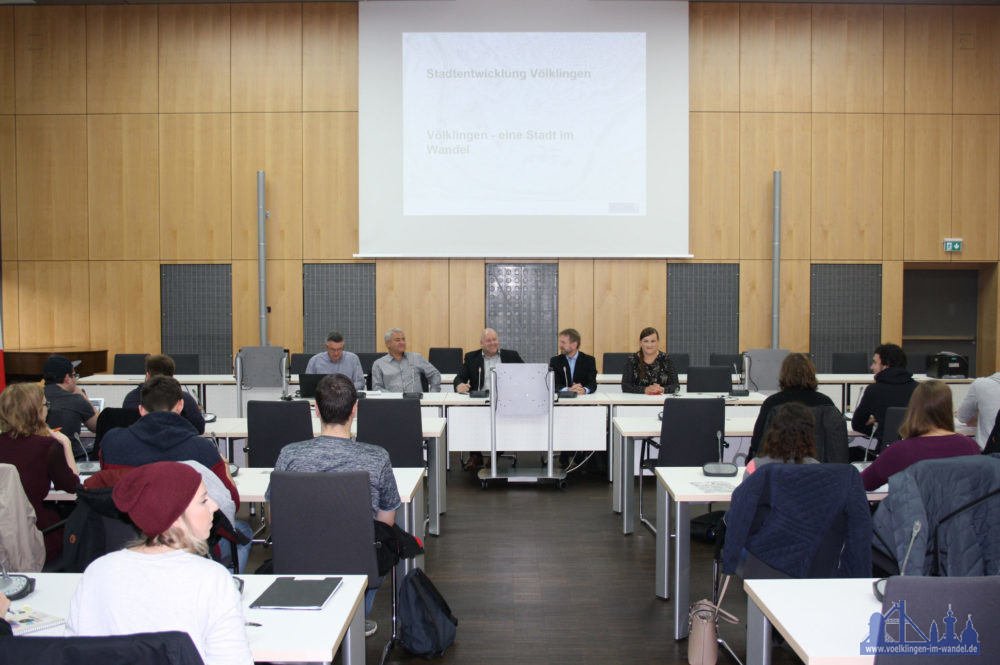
[[298, 374, 325, 398]]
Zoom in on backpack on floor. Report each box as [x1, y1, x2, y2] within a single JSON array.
[[398, 568, 458, 658]]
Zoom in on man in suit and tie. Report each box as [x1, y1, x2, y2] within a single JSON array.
[[454, 328, 524, 471], [549, 328, 599, 469]]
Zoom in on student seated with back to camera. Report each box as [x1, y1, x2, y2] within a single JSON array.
[[743, 402, 820, 479]]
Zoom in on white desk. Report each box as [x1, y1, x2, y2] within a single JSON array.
[[654, 467, 887, 641], [744, 577, 879, 665], [78, 374, 237, 416], [9, 572, 367, 665]]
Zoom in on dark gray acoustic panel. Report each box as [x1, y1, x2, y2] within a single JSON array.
[[486, 264, 558, 364], [302, 264, 377, 354], [667, 263, 739, 365], [810, 264, 882, 373], [160, 265, 233, 374]]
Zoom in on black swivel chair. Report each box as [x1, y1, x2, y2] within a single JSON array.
[[357, 398, 424, 468], [638, 397, 725, 532], [831, 352, 869, 374], [92, 407, 141, 460], [709, 353, 743, 374], [0, 631, 204, 665], [755, 403, 850, 464], [168, 354, 200, 374], [244, 400, 314, 468], [113, 353, 149, 374], [357, 352, 383, 390], [669, 352, 691, 374], [289, 352, 312, 376], [686, 366, 732, 393], [875, 406, 908, 455], [602, 352, 633, 374], [428, 347, 463, 374]]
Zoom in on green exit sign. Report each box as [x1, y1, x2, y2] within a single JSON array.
[[944, 238, 963, 252]]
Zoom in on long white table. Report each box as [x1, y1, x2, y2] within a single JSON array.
[[10, 572, 367, 664], [744, 577, 879, 665]]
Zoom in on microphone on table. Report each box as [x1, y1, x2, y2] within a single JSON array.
[[558, 364, 576, 398], [864, 420, 878, 463], [703, 430, 737, 477], [729, 361, 749, 397], [470, 365, 489, 398], [874, 520, 922, 600]]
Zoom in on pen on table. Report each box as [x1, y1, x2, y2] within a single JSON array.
[[245, 621, 262, 627]]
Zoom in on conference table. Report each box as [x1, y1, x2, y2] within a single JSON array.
[[8, 572, 368, 665], [744, 577, 879, 665], [654, 466, 888, 641]]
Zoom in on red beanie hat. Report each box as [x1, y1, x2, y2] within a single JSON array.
[[112, 462, 202, 537]]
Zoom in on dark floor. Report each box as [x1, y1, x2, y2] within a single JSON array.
[[250, 457, 804, 665]]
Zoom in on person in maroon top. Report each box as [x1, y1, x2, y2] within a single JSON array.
[[861, 379, 980, 491], [0, 382, 80, 562]]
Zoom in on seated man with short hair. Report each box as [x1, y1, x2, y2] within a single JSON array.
[[304, 331, 366, 391], [122, 353, 205, 434]]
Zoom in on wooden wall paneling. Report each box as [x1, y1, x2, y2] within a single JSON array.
[[779, 259, 810, 352], [86, 6, 158, 114], [231, 259, 303, 355], [953, 7, 1000, 114], [689, 2, 739, 112], [977, 264, 998, 375], [593, 259, 666, 359], [231, 113, 303, 260], [811, 4, 883, 114], [158, 4, 230, 113], [904, 6, 953, 114], [739, 113, 811, 260], [883, 6, 905, 114], [903, 114, 952, 261], [557, 259, 594, 358], [89, 261, 161, 358], [303, 2, 358, 112], [0, 8, 13, 114], [17, 260, 90, 348], [159, 114, 232, 261], [881, 261, 903, 343], [231, 3, 302, 113], [448, 259, 485, 352], [882, 114, 905, 261], [13, 6, 86, 114], [302, 112, 358, 260], [2, 261, 18, 349], [738, 259, 770, 351], [951, 115, 999, 262], [16, 115, 87, 260], [689, 112, 739, 260], [88, 114, 159, 260], [739, 3, 811, 113], [811, 114, 883, 260], [0, 115, 15, 260], [375, 260, 450, 357]]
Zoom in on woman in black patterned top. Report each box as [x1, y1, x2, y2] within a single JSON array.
[[621, 327, 680, 395]]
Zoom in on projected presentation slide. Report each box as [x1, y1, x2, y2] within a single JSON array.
[[402, 32, 646, 217]]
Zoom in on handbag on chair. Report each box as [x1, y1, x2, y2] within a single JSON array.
[[687, 575, 738, 665]]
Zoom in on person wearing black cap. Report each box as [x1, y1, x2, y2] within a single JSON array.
[[65, 462, 252, 665], [42, 354, 98, 456]]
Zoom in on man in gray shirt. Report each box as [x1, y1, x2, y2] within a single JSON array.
[[371, 328, 441, 392], [304, 331, 365, 391]]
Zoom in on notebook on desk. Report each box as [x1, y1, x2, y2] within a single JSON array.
[[250, 576, 343, 610]]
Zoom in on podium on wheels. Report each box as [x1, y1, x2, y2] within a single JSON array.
[[478, 363, 567, 489]]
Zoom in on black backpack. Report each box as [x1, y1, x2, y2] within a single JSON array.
[[398, 568, 458, 658]]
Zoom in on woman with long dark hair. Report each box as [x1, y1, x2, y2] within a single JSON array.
[[620, 327, 679, 394]]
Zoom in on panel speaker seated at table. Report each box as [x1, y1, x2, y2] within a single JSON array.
[[686, 366, 732, 393]]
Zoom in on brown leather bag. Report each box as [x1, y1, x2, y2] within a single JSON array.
[[687, 576, 739, 665]]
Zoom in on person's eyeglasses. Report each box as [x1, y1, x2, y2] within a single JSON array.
[[43, 401, 51, 409], [70, 372, 79, 379]]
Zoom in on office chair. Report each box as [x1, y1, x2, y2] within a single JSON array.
[[743, 349, 790, 394], [92, 407, 141, 460], [602, 352, 632, 374], [831, 352, 869, 374], [244, 400, 314, 468], [0, 464, 45, 571], [709, 352, 743, 373], [113, 353, 149, 375], [167, 353, 199, 374], [875, 406, 908, 455], [686, 366, 732, 393], [289, 352, 312, 376], [428, 347, 463, 374], [669, 352, 690, 374], [753, 403, 849, 464], [270, 470, 401, 665], [357, 398, 425, 468], [638, 398, 725, 533], [357, 352, 383, 390], [54, 484, 141, 573], [234, 346, 288, 415], [0, 631, 204, 665]]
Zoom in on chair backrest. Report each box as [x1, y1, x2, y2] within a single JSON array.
[[290, 352, 312, 376], [0, 464, 45, 571], [356, 398, 424, 468], [657, 398, 725, 467], [93, 407, 141, 455], [744, 349, 790, 394], [168, 354, 199, 374], [235, 346, 286, 389], [357, 353, 383, 390], [602, 352, 633, 374], [0, 631, 204, 665], [60, 486, 141, 573], [756, 401, 850, 464], [297, 374, 325, 398], [670, 352, 691, 374], [246, 400, 314, 467], [428, 347, 463, 374], [877, 406, 908, 453], [873, 576, 1000, 664], [686, 366, 732, 393], [709, 353, 743, 373], [831, 351, 869, 374], [113, 353, 149, 374], [269, 470, 380, 587]]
